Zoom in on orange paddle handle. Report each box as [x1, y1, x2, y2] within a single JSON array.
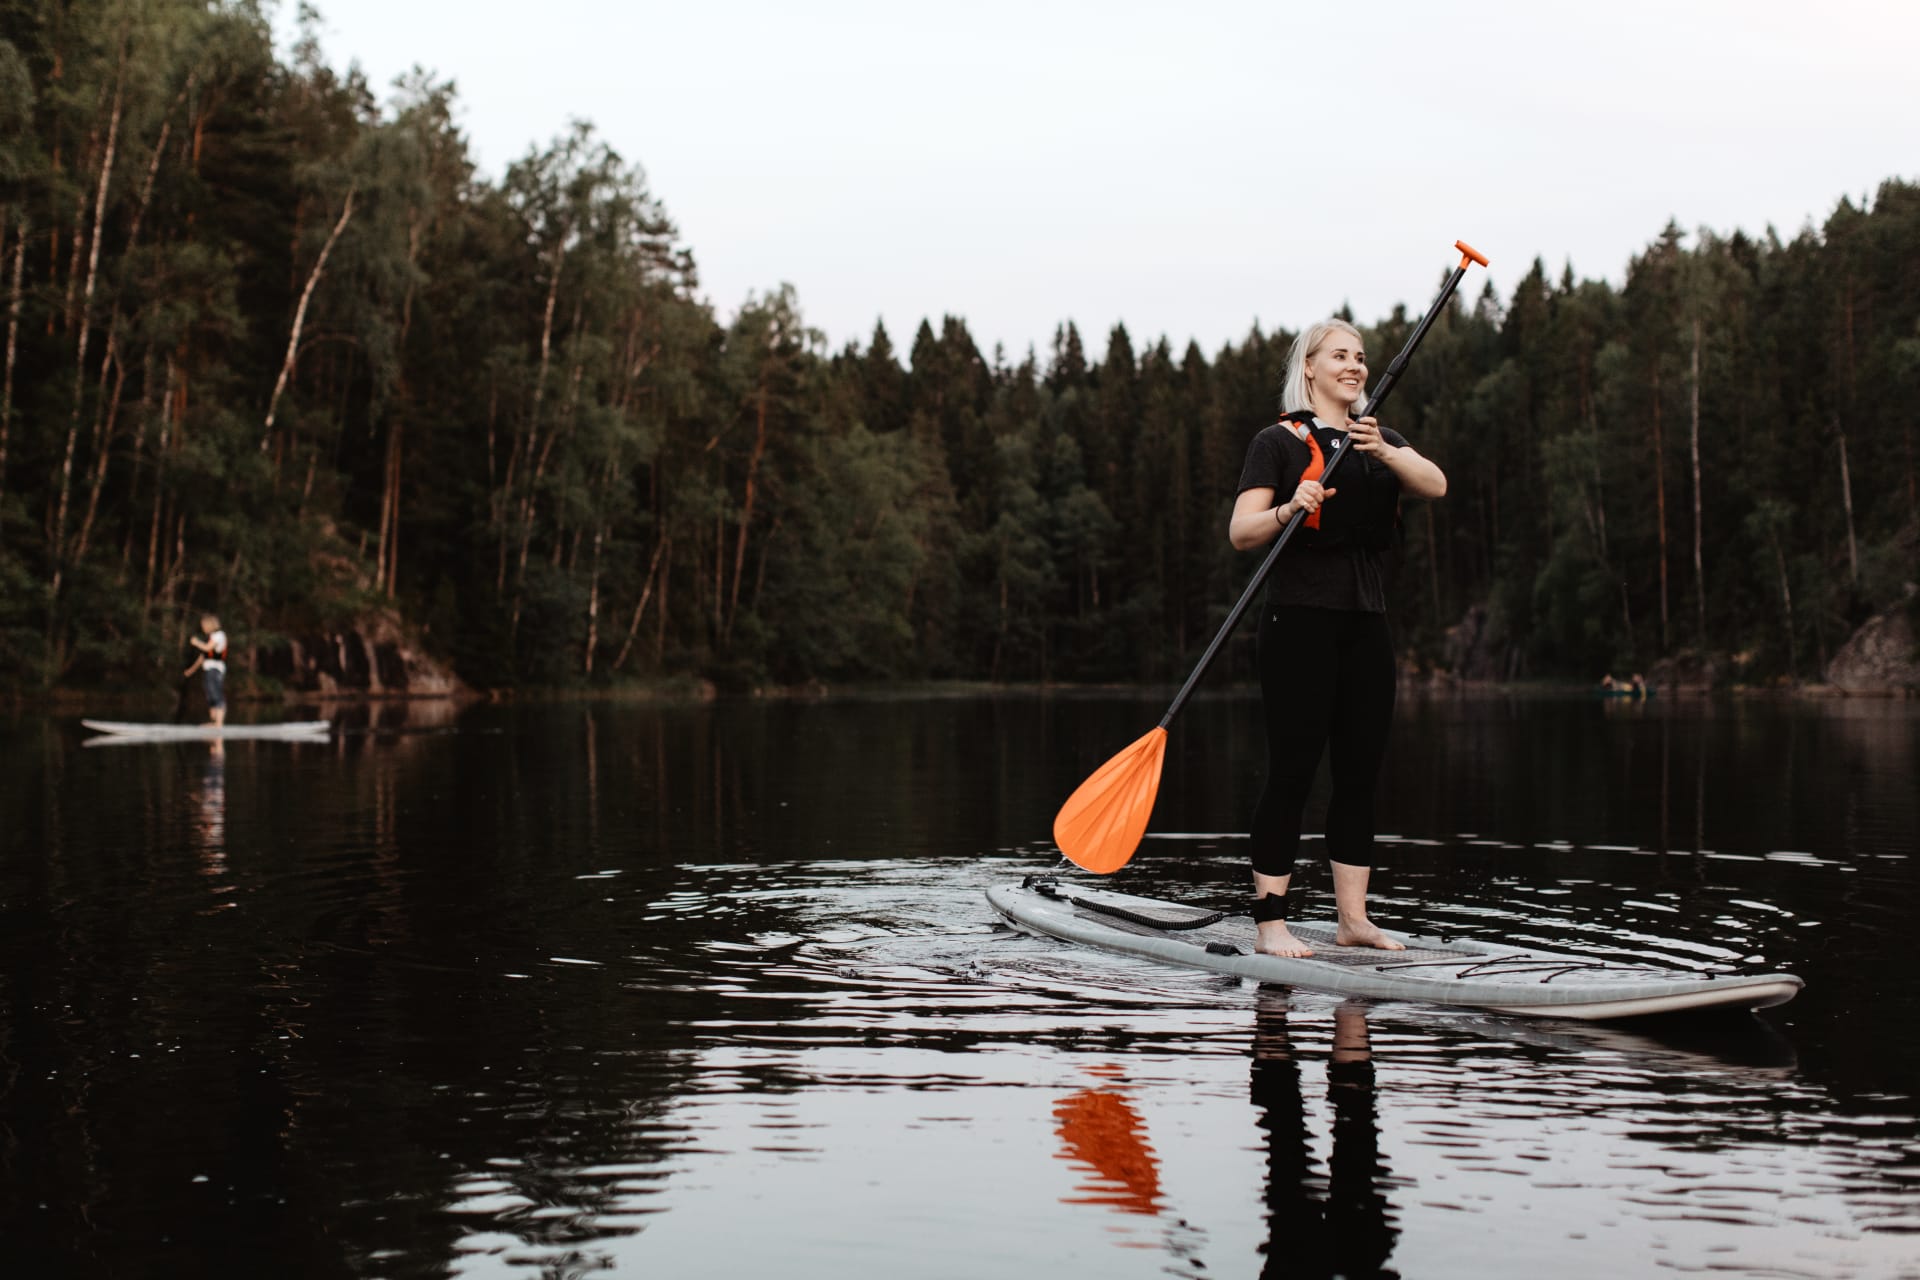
[[1456, 240, 1489, 269]]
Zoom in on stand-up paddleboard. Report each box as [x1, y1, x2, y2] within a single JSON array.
[[987, 878, 1802, 1021], [81, 719, 332, 743]]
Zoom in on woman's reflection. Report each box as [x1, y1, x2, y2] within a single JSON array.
[[1052, 996, 1402, 1276], [192, 740, 231, 896], [1253, 992, 1400, 1278]]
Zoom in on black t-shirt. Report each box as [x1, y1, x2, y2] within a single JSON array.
[[1236, 419, 1411, 614]]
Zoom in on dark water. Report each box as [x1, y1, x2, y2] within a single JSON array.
[[2, 692, 1916, 1279]]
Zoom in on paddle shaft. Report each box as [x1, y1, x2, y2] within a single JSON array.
[[1156, 251, 1480, 729]]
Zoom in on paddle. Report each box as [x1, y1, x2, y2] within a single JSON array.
[[173, 629, 210, 723], [1053, 240, 1489, 874], [172, 653, 197, 722]]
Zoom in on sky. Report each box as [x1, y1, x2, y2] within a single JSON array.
[[275, 0, 1920, 362]]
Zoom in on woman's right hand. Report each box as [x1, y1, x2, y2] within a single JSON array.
[[1229, 479, 1337, 550], [1290, 479, 1335, 517]]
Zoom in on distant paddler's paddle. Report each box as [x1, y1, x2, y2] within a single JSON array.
[[1054, 239, 1489, 874]]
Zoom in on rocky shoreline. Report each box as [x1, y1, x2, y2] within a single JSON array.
[[11, 599, 1918, 707], [1433, 597, 1918, 697]]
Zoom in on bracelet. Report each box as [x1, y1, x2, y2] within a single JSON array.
[[1274, 504, 1285, 526]]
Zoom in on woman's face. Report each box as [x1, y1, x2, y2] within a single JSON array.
[[1305, 333, 1367, 411]]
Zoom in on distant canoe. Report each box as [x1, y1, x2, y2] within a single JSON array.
[[81, 719, 332, 743]]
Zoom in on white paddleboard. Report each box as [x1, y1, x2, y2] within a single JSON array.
[[81, 719, 332, 743], [988, 878, 1802, 1021]]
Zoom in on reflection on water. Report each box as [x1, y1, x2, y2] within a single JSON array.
[[1054, 1000, 1406, 1277], [1253, 996, 1398, 1279], [193, 739, 227, 881], [0, 693, 1915, 1277], [1055, 1068, 1166, 1218]]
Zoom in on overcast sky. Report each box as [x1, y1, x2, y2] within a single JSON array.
[[276, 0, 1919, 361]]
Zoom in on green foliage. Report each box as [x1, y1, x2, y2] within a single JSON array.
[[2, 4, 1916, 693]]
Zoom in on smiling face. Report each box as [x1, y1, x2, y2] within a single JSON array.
[[1304, 331, 1367, 415]]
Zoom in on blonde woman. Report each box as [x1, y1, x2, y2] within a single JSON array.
[[1227, 320, 1446, 957]]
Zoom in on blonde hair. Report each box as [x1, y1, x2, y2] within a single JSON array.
[[1280, 319, 1366, 417]]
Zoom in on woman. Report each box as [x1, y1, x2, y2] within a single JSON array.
[[183, 613, 229, 727], [1228, 319, 1446, 957]]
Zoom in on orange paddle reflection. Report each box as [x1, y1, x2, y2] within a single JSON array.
[[1053, 1077, 1163, 1218]]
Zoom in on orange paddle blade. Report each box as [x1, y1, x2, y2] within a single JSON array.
[[1053, 726, 1167, 874]]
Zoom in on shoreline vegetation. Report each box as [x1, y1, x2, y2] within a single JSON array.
[[9, 669, 1912, 719], [2, 5, 1917, 704]]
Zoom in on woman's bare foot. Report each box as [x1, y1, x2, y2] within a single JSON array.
[[1334, 919, 1406, 951], [1256, 920, 1314, 957]]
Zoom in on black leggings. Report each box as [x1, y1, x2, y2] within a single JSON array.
[[1250, 606, 1396, 876]]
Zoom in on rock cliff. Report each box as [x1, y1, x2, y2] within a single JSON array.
[[253, 611, 464, 698], [1826, 598, 1920, 693]]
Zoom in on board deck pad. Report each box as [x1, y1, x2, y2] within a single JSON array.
[[987, 878, 1802, 1021]]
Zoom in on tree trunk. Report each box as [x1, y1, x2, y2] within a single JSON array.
[[163, 511, 186, 609], [76, 87, 180, 580], [1834, 416, 1858, 585], [510, 417, 566, 631], [1582, 375, 1609, 562], [1688, 318, 1706, 647], [485, 372, 499, 493], [505, 247, 568, 628], [534, 336, 588, 579], [655, 537, 673, 661], [520, 247, 567, 518], [488, 378, 511, 593], [124, 81, 187, 251], [0, 220, 23, 506], [119, 347, 156, 579], [712, 510, 724, 640], [992, 568, 1007, 680], [612, 536, 669, 672], [1584, 375, 1631, 648], [297, 447, 317, 516], [388, 419, 403, 596], [262, 186, 356, 451], [144, 357, 178, 612], [59, 158, 89, 334], [377, 218, 421, 599], [71, 347, 127, 566], [583, 523, 605, 674], [1652, 366, 1669, 653], [372, 414, 404, 597], [529, 242, 564, 430], [1773, 531, 1795, 672], [725, 384, 769, 645], [52, 71, 125, 596], [749, 516, 777, 618]]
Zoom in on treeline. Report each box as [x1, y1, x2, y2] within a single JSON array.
[[2, 2, 1916, 693]]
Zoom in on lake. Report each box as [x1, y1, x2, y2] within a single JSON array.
[[2, 691, 1916, 1278]]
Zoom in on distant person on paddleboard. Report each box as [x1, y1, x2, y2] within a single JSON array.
[[183, 614, 229, 727], [1228, 319, 1447, 958]]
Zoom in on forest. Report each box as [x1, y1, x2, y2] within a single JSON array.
[[3, 1, 1917, 695]]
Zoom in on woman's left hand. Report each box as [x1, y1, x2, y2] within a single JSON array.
[[1347, 417, 1395, 457]]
